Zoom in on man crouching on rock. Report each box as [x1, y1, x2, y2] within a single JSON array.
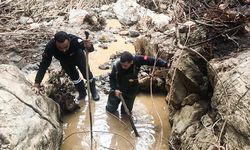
[[33, 31, 100, 102], [106, 51, 168, 114]]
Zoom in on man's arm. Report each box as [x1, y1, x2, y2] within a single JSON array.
[[109, 63, 122, 97], [134, 55, 168, 67], [34, 46, 52, 84], [109, 64, 119, 91], [74, 36, 94, 52]]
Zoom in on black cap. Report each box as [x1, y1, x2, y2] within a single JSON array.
[[54, 31, 69, 43]]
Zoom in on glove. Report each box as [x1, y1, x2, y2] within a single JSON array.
[[84, 39, 94, 52]]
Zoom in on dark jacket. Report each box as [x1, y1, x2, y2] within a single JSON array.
[[109, 55, 168, 91], [35, 34, 94, 84]]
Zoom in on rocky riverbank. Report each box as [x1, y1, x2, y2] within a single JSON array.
[[0, 0, 249, 149]]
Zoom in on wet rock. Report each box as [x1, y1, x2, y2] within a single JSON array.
[[99, 62, 111, 70], [125, 37, 135, 44], [109, 28, 120, 34], [129, 30, 140, 37], [0, 64, 62, 150], [119, 30, 129, 36], [97, 74, 111, 94], [97, 32, 116, 43], [98, 43, 109, 49]]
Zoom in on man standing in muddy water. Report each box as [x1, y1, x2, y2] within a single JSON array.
[[33, 31, 100, 102], [106, 51, 168, 114]]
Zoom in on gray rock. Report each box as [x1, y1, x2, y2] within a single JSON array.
[[172, 102, 207, 134], [0, 64, 62, 150], [21, 63, 39, 75], [208, 50, 250, 149], [182, 93, 200, 106], [100, 11, 115, 19], [68, 9, 88, 26], [98, 43, 109, 49], [99, 62, 111, 70], [100, 5, 111, 11], [129, 30, 140, 37], [18, 16, 34, 24], [113, 0, 141, 25]]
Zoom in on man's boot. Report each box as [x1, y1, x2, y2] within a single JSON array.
[[74, 80, 87, 103], [90, 78, 100, 101]]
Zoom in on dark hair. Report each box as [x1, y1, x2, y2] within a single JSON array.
[[120, 51, 133, 63], [54, 31, 69, 43]]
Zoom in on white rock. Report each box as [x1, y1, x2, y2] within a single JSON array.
[[0, 64, 62, 150], [113, 0, 141, 25], [68, 9, 88, 26], [18, 16, 34, 24], [101, 5, 110, 11], [29, 23, 40, 29], [113, 0, 172, 30]]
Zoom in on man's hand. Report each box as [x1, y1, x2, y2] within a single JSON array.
[[114, 89, 122, 98], [32, 83, 45, 95], [84, 39, 94, 52]]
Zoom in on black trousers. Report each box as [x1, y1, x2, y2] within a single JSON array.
[[106, 85, 139, 113], [60, 50, 93, 82]]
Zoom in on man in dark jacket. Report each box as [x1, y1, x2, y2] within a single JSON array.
[[106, 51, 168, 114], [33, 31, 100, 101]]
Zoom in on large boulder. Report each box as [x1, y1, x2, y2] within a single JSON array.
[[113, 0, 171, 30], [113, 0, 141, 25], [166, 50, 209, 110], [0, 64, 62, 150], [208, 50, 250, 149], [169, 49, 250, 150]]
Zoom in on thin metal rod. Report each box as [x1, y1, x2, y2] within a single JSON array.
[[85, 31, 93, 150], [119, 94, 140, 137]]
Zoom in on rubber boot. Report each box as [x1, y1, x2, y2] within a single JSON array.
[[74, 80, 87, 102], [90, 78, 100, 101]]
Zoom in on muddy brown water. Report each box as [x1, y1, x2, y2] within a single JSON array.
[[26, 19, 171, 150]]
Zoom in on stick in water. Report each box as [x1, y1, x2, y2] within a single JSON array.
[[119, 94, 140, 137], [84, 31, 94, 149]]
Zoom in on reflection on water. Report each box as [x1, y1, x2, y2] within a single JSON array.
[[61, 93, 170, 150]]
